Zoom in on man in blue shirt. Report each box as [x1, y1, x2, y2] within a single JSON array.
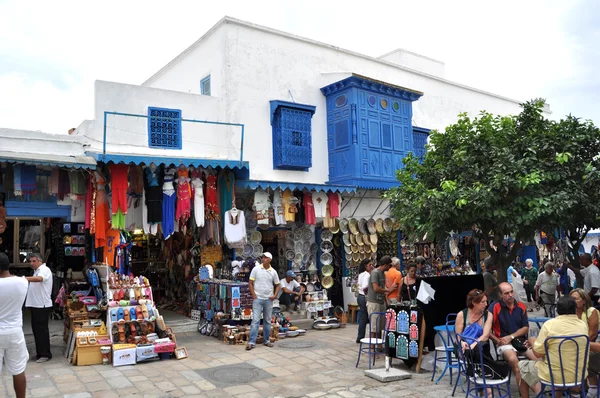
[[507, 263, 518, 283]]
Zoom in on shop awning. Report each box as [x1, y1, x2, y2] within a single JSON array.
[[92, 153, 249, 171], [0, 150, 97, 169], [236, 180, 356, 193]]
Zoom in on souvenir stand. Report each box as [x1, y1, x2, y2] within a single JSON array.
[[384, 302, 426, 372]]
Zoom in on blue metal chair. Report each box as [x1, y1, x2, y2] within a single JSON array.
[[356, 311, 387, 369], [536, 334, 589, 398], [431, 314, 459, 385], [444, 313, 467, 395], [455, 334, 512, 398]]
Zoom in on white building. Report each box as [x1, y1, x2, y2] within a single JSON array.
[[75, 16, 547, 221]]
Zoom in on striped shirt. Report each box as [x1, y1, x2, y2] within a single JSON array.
[[249, 264, 280, 300]]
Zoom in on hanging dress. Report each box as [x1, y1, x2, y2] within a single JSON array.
[[144, 165, 163, 224], [303, 191, 316, 225], [282, 189, 295, 222], [94, 171, 110, 248], [253, 189, 270, 225], [191, 178, 205, 227], [328, 192, 342, 218], [203, 173, 220, 245], [273, 188, 286, 226], [224, 209, 247, 249], [176, 176, 192, 228], [162, 168, 176, 239], [218, 170, 235, 226]]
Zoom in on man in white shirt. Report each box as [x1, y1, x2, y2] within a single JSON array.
[[0, 252, 29, 398], [278, 270, 305, 312], [570, 253, 600, 303], [535, 262, 559, 317], [356, 258, 374, 343], [247, 252, 280, 350], [24, 253, 53, 363]]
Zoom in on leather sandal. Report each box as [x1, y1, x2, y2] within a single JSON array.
[[133, 321, 142, 336], [112, 324, 119, 342], [124, 308, 130, 322], [264, 342, 274, 347], [129, 322, 137, 337], [246, 344, 254, 350], [141, 304, 149, 320], [136, 306, 143, 320], [117, 323, 126, 343], [147, 322, 154, 333], [140, 321, 149, 335]]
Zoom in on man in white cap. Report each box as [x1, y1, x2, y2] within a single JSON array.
[[247, 252, 280, 350], [279, 270, 305, 312]]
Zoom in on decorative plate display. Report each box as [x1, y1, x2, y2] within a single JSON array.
[[285, 250, 295, 261], [302, 241, 311, 253], [243, 244, 254, 257], [375, 219, 385, 234], [397, 310, 409, 334], [285, 231, 295, 240], [367, 219, 377, 234], [320, 240, 333, 253], [285, 239, 295, 250], [306, 282, 315, 292], [321, 275, 334, 289], [371, 244, 377, 253], [369, 234, 378, 245], [246, 212, 257, 229], [351, 245, 359, 253], [310, 243, 318, 254], [321, 263, 334, 276], [252, 244, 263, 257], [250, 231, 262, 245], [302, 253, 310, 263], [329, 220, 340, 234], [393, 220, 401, 231], [355, 234, 364, 246], [358, 218, 368, 234], [320, 252, 333, 266], [349, 234, 356, 245], [348, 219, 359, 235], [321, 229, 333, 241], [345, 253, 353, 262], [352, 252, 360, 262], [344, 245, 352, 255], [294, 252, 303, 264], [302, 227, 313, 241], [396, 335, 409, 359], [358, 246, 365, 254], [333, 235, 341, 247], [339, 218, 349, 234], [295, 241, 304, 253], [309, 254, 316, 264], [294, 229, 303, 240], [384, 218, 394, 232], [364, 245, 371, 253], [409, 341, 418, 357]]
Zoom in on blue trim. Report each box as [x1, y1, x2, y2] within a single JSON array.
[[236, 180, 356, 193], [320, 74, 423, 101], [325, 178, 398, 190], [269, 100, 316, 125], [5, 200, 71, 219], [90, 153, 249, 171], [201, 75, 211, 95]]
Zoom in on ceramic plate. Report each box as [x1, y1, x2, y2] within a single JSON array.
[[367, 219, 377, 234], [375, 218, 384, 234], [348, 218, 359, 235], [384, 218, 393, 232], [302, 227, 313, 241], [250, 231, 262, 245], [320, 240, 333, 253], [321, 264, 334, 276], [252, 244, 263, 257], [339, 219, 349, 234], [285, 239, 295, 250], [286, 250, 295, 261], [310, 243, 318, 254], [322, 276, 334, 289], [329, 219, 340, 234], [349, 234, 356, 245], [306, 283, 315, 292], [294, 253, 303, 264], [343, 234, 351, 246], [303, 253, 310, 263], [285, 231, 295, 240], [294, 229, 303, 240], [344, 245, 352, 254], [303, 241, 311, 253], [393, 220, 401, 231], [246, 213, 257, 229], [333, 235, 341, 247], [365, 245, 371, 253], [351, 245, 359, 253], [370, 234, 378, 245], [345, 253, 353, 262], [352, 252, 360, 262], [295, 241, 304, 253], [358, 218, 368, 234], [320, 252, 333, 265], [243, 244, 254, 257], [371, 244, 377, 253], [321, 229, 333, 241], [355, 234, 364, 246], [309, 254, 316, 264]]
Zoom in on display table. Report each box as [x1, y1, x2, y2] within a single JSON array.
[[419, 275, 484, 350]]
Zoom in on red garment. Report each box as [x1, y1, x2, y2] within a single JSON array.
[[85, 174, 92, 230], [109, 164, 129, 214], [328, 192, 341, 218], [95, 174, 109, 248], [205, 174, 219, 220], [176, 178, 191, 225], [303, 192, 316, 225]]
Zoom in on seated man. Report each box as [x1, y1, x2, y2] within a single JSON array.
[[489, 282, 537, 384], [278, 271, 304, 311], [518, 296, 588, 398]]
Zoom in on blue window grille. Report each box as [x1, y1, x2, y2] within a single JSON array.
[[270, 101, 316, 171], [412, 127, 430, 160], [147, 107, 182, 150], [201, 75, 211, 96]]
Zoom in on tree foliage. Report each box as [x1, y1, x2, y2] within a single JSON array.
[[385, 100, 600, 281]]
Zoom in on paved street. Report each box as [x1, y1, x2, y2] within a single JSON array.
[[0, 321, 525, 398]]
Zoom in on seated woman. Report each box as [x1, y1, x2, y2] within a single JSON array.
[[399, 263, 420, 302], [455, 289, 494, 351], [570, 288, 600, 396]]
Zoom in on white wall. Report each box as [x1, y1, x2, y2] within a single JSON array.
[[76, 80, 242, 161], [378, 48, 445, 78], [0, 128, 88, 157]]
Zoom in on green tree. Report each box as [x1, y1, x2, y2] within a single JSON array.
[[385, 100, 600, 282]]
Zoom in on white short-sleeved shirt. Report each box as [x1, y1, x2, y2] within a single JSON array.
[[312, 192, 328, 218], [0, 276, 29, 334], [249, 264, 280, 300], [582, 265, 600, 297], [25, 264, 53, 308], [535, 271, 559, 295], [358, 271, 370, 296], [280, 278, 300, 293]]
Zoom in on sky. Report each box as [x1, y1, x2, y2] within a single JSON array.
[[0, 0, 597, 134]]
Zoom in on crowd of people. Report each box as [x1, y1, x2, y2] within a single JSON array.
[[0, 252, 54, 398]]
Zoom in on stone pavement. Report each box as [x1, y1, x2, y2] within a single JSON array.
[[1, 323, 522, 398]]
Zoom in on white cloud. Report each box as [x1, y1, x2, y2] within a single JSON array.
[[0, 0, 597, 133]]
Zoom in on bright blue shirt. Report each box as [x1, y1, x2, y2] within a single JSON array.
[[507, 265, 515, 283]]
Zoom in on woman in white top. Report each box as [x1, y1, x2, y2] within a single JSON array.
[[356, 258, 374, 343]]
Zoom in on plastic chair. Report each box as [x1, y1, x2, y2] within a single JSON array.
[[432, 314, 459, 385], [356, 311, 387, 369], [536, 334, 589, 398], [455, 334, 512, 398]]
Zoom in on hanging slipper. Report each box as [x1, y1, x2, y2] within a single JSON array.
[[129, 307, 137, 322], [136, 306, 143, 321], [141, 304, 149, 320], [117, 323, 126, 343]]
